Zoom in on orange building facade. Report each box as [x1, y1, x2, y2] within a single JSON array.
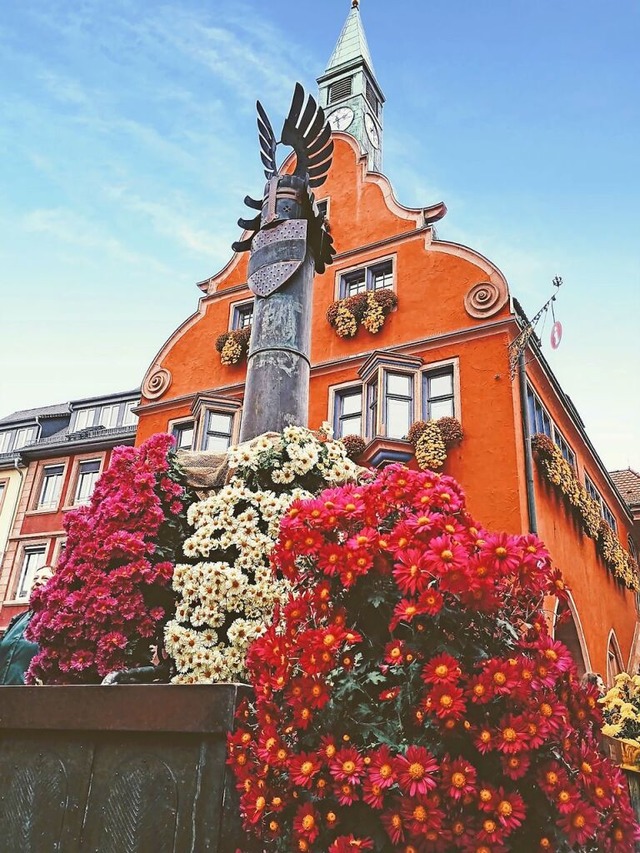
[[136, 6, 638, 684]]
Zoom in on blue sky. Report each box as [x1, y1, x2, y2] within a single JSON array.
[[0, 0, 638, 470]]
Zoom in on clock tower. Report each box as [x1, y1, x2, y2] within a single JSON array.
[[317, 0, 385, 173]]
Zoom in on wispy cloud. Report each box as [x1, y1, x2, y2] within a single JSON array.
[[22, 207, 172, 273]]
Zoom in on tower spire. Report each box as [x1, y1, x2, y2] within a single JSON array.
[[317, 2, 385, 172]]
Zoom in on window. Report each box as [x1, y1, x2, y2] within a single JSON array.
[[74, 460, 101, 505], [73, 400, 139, 432], [553, 428, 576, 469], [0, 479, 6, 512], [527, 387, 552, 438], [340, 259, 394, 298], [328, 76, 353, 104], [602, 505, 617, 532], [17, 546, 46, 600], [37, 464, 64, 510], [585, 473, 618, 532], [233, 303, 254, 330], [122, 401, 138, 426], [74, 408, 96, 430], [423, 367, 455, 420], [526, 385, 575, 467], [384, 373, 413, 439], [366, 379, 378, 438], [0, 426, 38, 454], [316, 199, 328, 218], [99, 404, 120, 429], [172, 421, 195, 451], [203, 411, 233, 452], [334, 388, 363, 438]]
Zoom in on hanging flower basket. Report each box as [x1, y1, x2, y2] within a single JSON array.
[[215, 327, 251, 366], [327, 291, 398, 338], [408, 417, 463, 470]]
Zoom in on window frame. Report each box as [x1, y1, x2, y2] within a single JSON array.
[[526, 384, 576, 467], [335, 255, 396, 300], [73, 458, 102, 506], [16, 544, 47, 601], [0, 478, 8, 514], [71, 399, 140, 432], [422, 365, 456, 421], [332, 385, 364, 439], [201, 410, 235, 453], [0, 425, 38, 454], [230, 300, 254, 331], [170, 419, 196, 452], [382, 371, 414, 440], [584, 472, 618, 532], [35, 463, 66, 511]]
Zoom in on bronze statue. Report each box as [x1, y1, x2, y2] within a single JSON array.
[[233, 84, 336, 442]]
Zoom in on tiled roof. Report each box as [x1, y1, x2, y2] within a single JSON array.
[[610, 469, 640, 507], [0, 402, 70, 426]]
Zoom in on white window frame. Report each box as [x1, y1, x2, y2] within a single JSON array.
[[201, 410, 235, 453], [74, 459, 102, 505], [73, 408, 96, 431], [122, 401, 138, 426], [170, 418, 196, 451], [16, 544, 47, 601], [230, 300, 254, 331], [335, 255, 396, 300], [36, 463, 65, 511]]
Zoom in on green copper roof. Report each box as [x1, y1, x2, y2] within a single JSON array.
[[325, 4, 376, 76]]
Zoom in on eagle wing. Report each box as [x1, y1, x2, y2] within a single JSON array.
[[281, 83, 334, 188], [256, 100, 278, 180]]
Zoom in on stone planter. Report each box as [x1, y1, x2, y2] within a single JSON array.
[[0, 683, 250, 852]]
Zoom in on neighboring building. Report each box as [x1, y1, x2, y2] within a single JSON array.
[[135, 3, 639, 683], [0, 390, 139, 630]]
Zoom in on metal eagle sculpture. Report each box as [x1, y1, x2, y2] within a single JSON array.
[[234, 84, 336, 443], [232, 82, 336, 291]]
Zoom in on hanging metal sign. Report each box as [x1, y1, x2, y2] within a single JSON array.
[[550, 321, 563, 350]]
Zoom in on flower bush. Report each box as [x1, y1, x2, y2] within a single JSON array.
[[327, 291, 398, 338], [531, 433, 638, 590], [165, 427, 360, 683], [601, 673, 640, 743], [216, 326, 252, 365], [408, 418, 463, 471], [229, 464, 638, 852], [26, 434, 191, 684]]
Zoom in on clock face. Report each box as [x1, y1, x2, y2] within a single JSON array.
[[328, 106, 354, 132], [364, 113, 380, 149]]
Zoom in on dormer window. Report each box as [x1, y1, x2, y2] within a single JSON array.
[[0, 426, 38, 453]]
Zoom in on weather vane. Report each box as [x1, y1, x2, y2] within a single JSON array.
[[233, 83, 336, 442], [508, 276, 563, 380]]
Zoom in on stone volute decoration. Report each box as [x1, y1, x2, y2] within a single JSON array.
[[464, 280, 509, 319]]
